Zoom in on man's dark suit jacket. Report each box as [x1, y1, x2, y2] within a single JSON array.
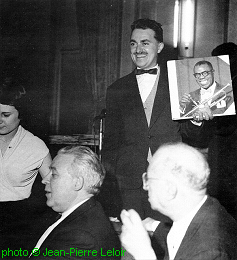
[[102, 65, 205, 190], [33, 197, 121, 259], [154, 196, 237, 260]]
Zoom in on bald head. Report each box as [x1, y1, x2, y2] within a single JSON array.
[[148, 142, 210, 191]]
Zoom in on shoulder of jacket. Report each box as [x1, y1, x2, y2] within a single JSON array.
[[108, 72, 135, 89]]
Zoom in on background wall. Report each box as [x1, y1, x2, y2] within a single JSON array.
[[0, 0, 236, 138]]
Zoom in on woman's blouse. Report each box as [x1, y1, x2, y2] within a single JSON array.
[[0, 125, 49, 201]]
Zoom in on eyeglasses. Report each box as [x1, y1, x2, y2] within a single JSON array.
[[142, 172, 162, 188], [193, 70, 214, 79]]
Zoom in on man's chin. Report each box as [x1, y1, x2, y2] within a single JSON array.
[[46, 199, 54, 208]]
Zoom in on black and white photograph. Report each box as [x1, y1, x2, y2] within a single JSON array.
[[1, 1, 237, 259], [167, 55, 235, 120]]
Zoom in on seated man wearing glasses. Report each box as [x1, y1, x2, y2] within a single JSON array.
[[120, 142, 237, 260], [179, 60, 233, 119]]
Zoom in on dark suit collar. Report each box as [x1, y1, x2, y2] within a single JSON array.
[[62, 196, 96, 223], [40, 197, 97, 247], [126, 71, 149, 128], [149, 65, 169, 128], [173, 196, 213, 259]]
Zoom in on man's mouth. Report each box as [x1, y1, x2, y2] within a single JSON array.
[[199, 79, 208, 85], [45, 191, 51, 196], [136, 54, 147, 58]]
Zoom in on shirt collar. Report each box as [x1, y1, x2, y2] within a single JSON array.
[[201, 82, 216, 94], [173, 195, 208, 229], [136, 64, 159, 76], [137, 64, 159, 69], [61, 197, 91, 219]]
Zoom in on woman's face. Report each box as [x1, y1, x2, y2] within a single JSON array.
[[0, 104, 20, 136]]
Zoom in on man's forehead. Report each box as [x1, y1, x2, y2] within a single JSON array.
[[131, 28, 155, 39], [147, 160, 163, 177], [194, 64, 210, 71], [52, 154, 74, 169], [148, 148, 171, 175]]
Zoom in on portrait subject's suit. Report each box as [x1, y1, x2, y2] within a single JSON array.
[[181, 82, 234, 117], [33, 197, 121, 259], [154, 196, 237, 260], [101, 64, 205, 218]]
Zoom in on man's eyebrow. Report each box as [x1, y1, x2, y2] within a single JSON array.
[[141, 39, 151, 42], [49, 166, 56, 171], [130, 39, 151, 43]]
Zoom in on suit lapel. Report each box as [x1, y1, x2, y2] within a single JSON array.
[[41, 197, 96, 244], [126, 72, 148, 128], [174, 197, 212, 259], [149, 66, 169, 128]]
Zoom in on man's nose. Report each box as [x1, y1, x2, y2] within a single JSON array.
[[136, 44, 143, 53], [42, 171, 51, 185]]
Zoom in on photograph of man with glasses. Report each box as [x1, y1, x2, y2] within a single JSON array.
[[179, 59, 234, 119]]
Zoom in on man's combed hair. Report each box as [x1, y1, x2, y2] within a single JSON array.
[[194, 60, 214, 71], [58, 145, 105, 195], [131, 18, 163, 43]]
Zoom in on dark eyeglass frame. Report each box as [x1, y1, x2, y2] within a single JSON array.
[[193, 70, 214, 79], [142, 172, 162, 186]]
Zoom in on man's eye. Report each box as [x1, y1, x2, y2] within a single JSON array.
[[2, 114, 10, 117]]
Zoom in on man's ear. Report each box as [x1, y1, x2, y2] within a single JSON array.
[[157, 42, 164, 53], [74, 176, 84, 191], [166, 181, 177, 200]]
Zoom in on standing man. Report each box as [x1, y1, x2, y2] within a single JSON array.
[[102, 18, 203, 220], [120, 142, 237, 260], [30, 146, 121, 259], [180, 60, 234, 119]]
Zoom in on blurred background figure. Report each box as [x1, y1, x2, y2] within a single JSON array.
[[0, 80, 52, 251], [207, 42, 237, 220]]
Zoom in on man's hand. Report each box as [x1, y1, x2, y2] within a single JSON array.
[[180, 93, 193, 110], [142, 217, 159, 232], [120, 209, 157, 260], [180, 93, 193, 104], [192, 103, 214, 122]]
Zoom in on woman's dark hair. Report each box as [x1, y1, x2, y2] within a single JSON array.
[[0, 81, 28, 122]]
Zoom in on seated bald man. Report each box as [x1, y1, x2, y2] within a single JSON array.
[[120, 142, 237, 260], [31, 146, 121, 259]]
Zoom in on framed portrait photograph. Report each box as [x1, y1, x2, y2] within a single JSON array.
[[167, 55, 235, 120]]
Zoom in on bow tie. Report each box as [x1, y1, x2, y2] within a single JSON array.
[[135, 68, 157, 75], [201, 88, 212, 95]]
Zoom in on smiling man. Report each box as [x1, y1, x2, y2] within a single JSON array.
[[180, 60, 234, 119], [31, 146, 121, 259], [101, 18, 204, 221]]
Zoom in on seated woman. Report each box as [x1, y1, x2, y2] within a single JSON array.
[[0, 80, 52, 251]]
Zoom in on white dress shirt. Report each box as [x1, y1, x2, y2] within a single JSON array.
[[136, 65, 160, 103], [200, 82, 216, 104], [136, 65, 160, 163], [167, 195, 207, 260]]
